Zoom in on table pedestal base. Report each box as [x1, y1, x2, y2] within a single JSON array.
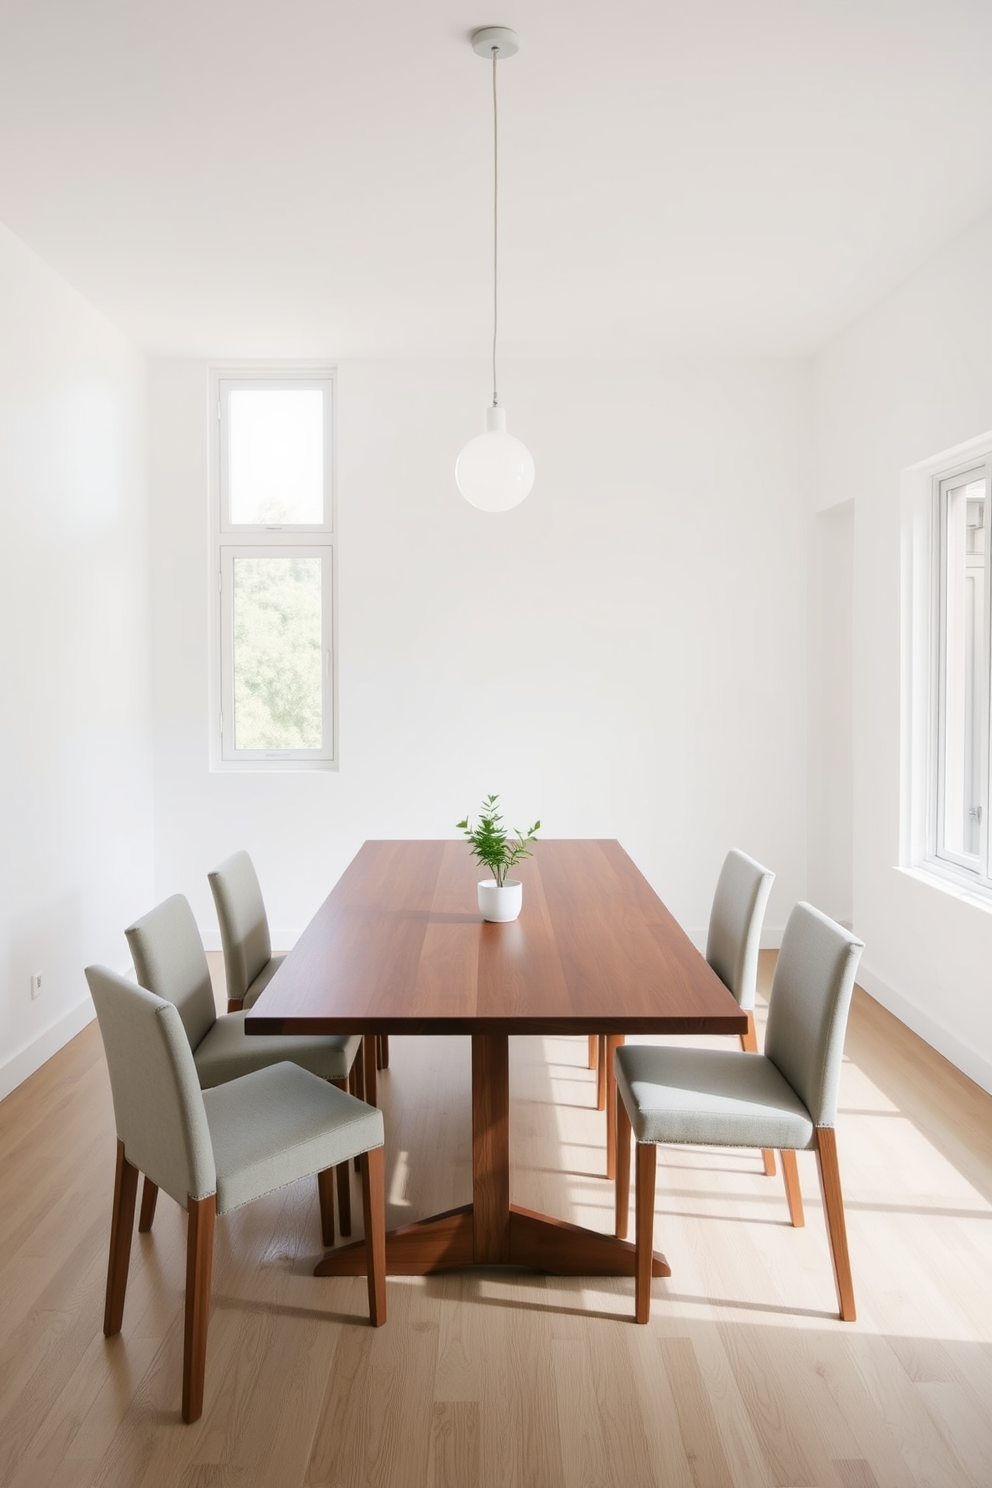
[[313, 1203, 670, 1279], [314, 1032, 670, 1283]]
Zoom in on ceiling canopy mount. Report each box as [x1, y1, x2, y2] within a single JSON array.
[[470, 26, 520, 59]]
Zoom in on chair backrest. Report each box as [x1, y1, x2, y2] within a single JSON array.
[[125, 895, 217, 1053], [705, 849, 775, 1010], [207, 851, 273, 1007], [85, 964, 217, 1206], [764, 902, 865, 1127]]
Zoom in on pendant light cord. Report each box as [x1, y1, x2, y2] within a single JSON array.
[[491, 45, 499, 407]]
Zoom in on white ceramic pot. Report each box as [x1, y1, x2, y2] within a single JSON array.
[[478, 879, 523, 922]]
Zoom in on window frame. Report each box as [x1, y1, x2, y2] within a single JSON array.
[[928, 452, 991, 887], [210, 368, 338, 772]]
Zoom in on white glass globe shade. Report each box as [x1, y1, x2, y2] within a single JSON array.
[[456, 405, 535, 512]]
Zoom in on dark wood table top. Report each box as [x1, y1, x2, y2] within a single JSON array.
[[247, 839, 747, 1038]]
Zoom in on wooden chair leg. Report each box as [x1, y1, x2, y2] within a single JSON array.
[[740, 1014, 776, 1176], [588, 1034, 599, 1071], [362, 1145, 387, 1327], [317, 1168, 336, 1247], [814, 1127, 856, 1322], [363, 1033, 378, 1108], [226, 998, 244, 1013], [377, 1034, 389, 1070], [351, 1054, 365, 1170], [104, 1139, 139, 1337], [330, 1078, 353, 1236], [596, 1036, 608, 1111], [634, 1142, 657, 1324], [336, 1163, 352, 1237], [353, 1039, 379, 1175], [780, 1149, 805, 1227], [138, 1177, 159, 1233], [615, 1088, 632, 1239], [605, 1034, 623, 1180], [182, 1193, 216, 1424]]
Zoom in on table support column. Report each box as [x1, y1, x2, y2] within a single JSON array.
[[471, 1033, 511, 1264]]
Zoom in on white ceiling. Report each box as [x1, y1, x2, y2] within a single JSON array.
[[2, 0, 992, 360]]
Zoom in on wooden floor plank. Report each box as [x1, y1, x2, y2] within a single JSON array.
[[917, 1379, 992, 1487], [660, 1337, 737, 1488], [428, 1401, 480, 1488]]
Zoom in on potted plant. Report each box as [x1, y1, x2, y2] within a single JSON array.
[[457, 794, 540, 922]]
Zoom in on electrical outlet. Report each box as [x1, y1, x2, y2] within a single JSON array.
[[30, 971, 43, 999]]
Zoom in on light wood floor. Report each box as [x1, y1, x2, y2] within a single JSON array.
[[2, 953, 991, 1488]]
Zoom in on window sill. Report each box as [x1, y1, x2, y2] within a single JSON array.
[[895, 863, 992, 915], [210, 759, 338, 775]]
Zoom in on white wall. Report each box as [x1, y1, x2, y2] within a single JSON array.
[[807, 500, 854, 925], [149, 357, 811, 948], [0, 220, 154, 1100], [812, 207, 992, 1094]]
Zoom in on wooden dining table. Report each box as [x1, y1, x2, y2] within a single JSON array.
[[246, 838, 747, 1281]]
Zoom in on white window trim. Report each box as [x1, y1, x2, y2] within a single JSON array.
[[932, 457, 991, 877], [209, 367, 338, 772], [901, 432, 992, 902]]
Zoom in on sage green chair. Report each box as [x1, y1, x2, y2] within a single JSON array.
[[125, 894, 363, 1237], [207, 850, 390, 1069], [705, 847, 776, 1054], [614, 902, 864, 1323], [598, 848, 776, 1178], [85, 964, 386, 1423], [207, 850, 285, 1013]]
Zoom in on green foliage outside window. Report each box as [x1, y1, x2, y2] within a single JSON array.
[[233, 556, 322, 750]]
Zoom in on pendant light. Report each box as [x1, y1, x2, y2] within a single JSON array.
[[455, 26, 535, 512]]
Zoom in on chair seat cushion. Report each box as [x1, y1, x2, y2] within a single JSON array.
[[203, 1063, 384, 1215], [193, 1014, 361, 1088], [241, 954, 286, 1011], [615, 1044, 816, 1151]]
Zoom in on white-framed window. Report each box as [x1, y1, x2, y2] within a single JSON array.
[[929, 454, 990, 884], [212, 371, 336, 769]]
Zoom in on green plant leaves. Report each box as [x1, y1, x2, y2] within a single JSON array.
[[457, 794, 540, 888]]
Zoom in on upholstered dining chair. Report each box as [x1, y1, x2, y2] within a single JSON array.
[[597, 849, 776, 1179], [207, 849, 285, 1013], [85, 964, 386, 1423], [126, 894, 363, 1238], [614, 901, 864, 1323], [208, 849, 389, 1068]]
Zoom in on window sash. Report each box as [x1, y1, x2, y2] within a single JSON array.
[[218, 376, 334, 534], [219, 545, 334, 764]]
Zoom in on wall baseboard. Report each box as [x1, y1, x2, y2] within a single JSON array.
[[857, 959, 992, 1097], [0, 997, 97, 1104]]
